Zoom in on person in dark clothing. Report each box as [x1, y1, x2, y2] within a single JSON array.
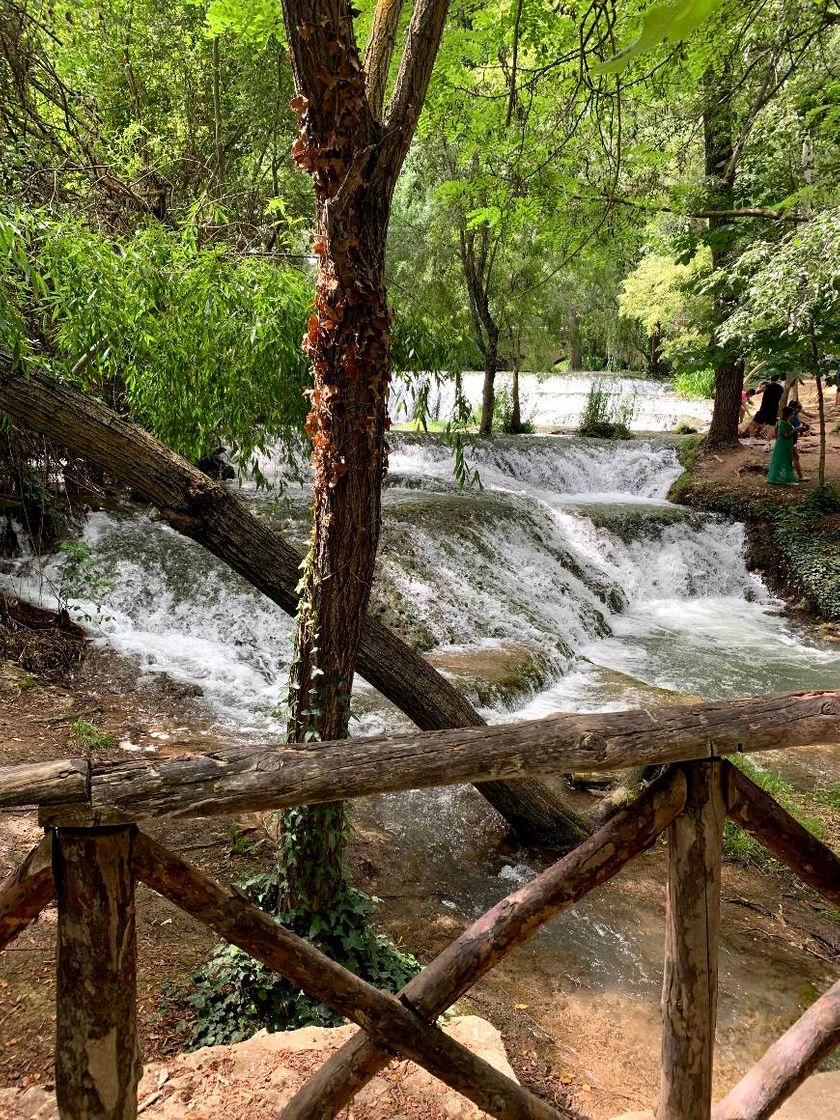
[[747, 375, 784, 448]]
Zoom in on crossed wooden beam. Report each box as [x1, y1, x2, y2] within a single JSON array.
[[1, 758, 839, 1120]]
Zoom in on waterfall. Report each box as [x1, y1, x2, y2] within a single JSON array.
[[388, 373, 712, 432], [4, 434, 837, 738]]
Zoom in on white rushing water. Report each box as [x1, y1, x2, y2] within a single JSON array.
[[4, 433, 837, 733], [389, 372, 712, 432]]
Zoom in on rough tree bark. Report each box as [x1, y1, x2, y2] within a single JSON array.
[[0, 355, 590, 846], [567, 309, 583, 372], [276, 0, 455, 911], [459, 222, 501, 434], [703, 76, 743, 449], [510, 359, 524, 433]]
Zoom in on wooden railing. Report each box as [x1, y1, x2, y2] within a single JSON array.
[[0, 690, 838, 1120]]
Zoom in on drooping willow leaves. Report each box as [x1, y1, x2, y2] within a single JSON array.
[[1, 210, 314, 472]]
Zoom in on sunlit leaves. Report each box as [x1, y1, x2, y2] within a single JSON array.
[[597, 0, 726, 74], [1, 210, 313, 468]]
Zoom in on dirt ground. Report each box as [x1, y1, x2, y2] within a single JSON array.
[[693, 380, 840, 500], [0, 630, 838, 1119]]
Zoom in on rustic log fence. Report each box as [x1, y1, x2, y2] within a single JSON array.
[[0, 689, 838, 1120]]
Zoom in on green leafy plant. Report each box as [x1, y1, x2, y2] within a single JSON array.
[[227, 824, 266, 859], [187, 876, 419, 1047], [69, 718, 117, 750], [577, 380, 634, 439]]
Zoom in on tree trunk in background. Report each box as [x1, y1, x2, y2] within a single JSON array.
[[704, 75, 743, 449], [510, 361, 524, 433], [649, 324, 663, 379], [816, 373, 826, 487], [479, 337, 499, 435], [277, 0, 451, 914], [567, 309, 583, 371]]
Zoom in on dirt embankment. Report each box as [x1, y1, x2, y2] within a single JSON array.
[[671, 383, 840, 625]]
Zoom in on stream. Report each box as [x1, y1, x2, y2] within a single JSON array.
[[3, 387, 840, 1103]]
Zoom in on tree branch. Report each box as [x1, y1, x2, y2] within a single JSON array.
[[379, 0, 451, 181], [365, 0, 405, 120]]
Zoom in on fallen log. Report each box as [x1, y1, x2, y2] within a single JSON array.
[[724, 761, 840, 907], [132, 832, 568, 1120], [0, 355, 585, 845], [712, 979, 840, 1120], [0, 834, 54, 952], [282, 768, 687, 1120], [30, 689, 840, 827]]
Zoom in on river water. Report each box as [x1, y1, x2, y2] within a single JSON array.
[[4, 414, 839, 1084]]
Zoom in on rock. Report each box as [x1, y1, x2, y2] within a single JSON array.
[[0, 1015, 517, 1120]]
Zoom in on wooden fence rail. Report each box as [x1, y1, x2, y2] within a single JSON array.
[[0, 688, 832, 826], [0, 698, 838, 1120]]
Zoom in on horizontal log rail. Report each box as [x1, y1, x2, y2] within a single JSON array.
[[0, 690, 833, 827], [0, 731, 838, 1119]]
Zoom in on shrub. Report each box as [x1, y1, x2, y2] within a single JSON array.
[[674, 368, 715, 398], [577, 379, 634, 439], [675, 423, 698, 435], [187, 876, 419, 1048]]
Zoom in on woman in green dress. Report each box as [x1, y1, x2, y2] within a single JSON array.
[[767, 405, 797, 485]]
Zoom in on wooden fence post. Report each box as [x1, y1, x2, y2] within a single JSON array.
[[657, 762, 725, 1120], [54, 827, 140, 1120]]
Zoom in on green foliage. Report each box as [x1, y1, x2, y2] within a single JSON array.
[[227, 824, 266, 859], [577, 380, 635, 439], [719, 209, 840, 368], [69, 719, 117, 751], [187, 878, 419, 1047], [673, 368, 715, 399], [773, 485, 840, 620], [1, 210, 312, 470], [598, 0, 726, 74]]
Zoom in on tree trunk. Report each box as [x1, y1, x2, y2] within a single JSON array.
[[816, 373, 826, 487], [0, 355, 590, 846], [278, 2, 397, 914], [567, 309, 583, 371], [706, 359, 743, 448], [480, 341, 499, 435], [649, 324, 663, 379], [510, 362, 523, 433], [703, 73, 743, 449]]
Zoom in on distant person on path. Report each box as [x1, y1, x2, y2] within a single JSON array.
[[748, 374, 784, 448], [738, 387, 757, 435], [767, 405, 798, 486]]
